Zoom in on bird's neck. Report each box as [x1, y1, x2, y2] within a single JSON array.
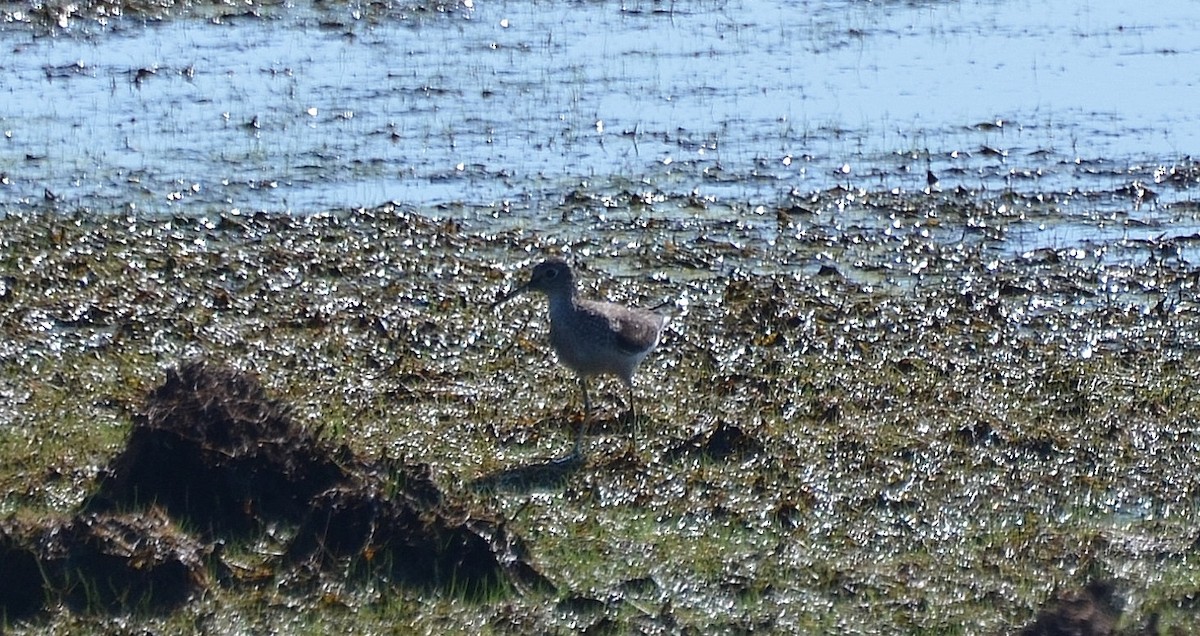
[[546, 288, 577, 318]]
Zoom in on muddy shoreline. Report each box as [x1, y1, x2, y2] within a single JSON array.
[[1, 196, 1199, 632]]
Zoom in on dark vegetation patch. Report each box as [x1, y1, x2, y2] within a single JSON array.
[[664, 420, 766, 462], [0, 524, 48, 622], [88, 362, 347, 536], [1, 362, 549, 622], [0, 508, 208, 620], [285, 479, 550, 596], [1018, 580, 1130, 636], [44, 509, 210, 615]]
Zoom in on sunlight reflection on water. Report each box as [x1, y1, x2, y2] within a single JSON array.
[[0, 0, 1197, 220]]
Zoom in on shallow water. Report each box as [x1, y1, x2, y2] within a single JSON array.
[[1, 0, 1198, 224]]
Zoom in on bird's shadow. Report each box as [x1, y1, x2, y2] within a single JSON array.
[[469, 452, 585, 494], [470, 410, 646, 494]]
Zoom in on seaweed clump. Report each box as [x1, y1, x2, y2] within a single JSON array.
[[1018, 580, 1121, 636], [0, 522, 52, 621], [0, 509, 208, 620], [0, 361, 550, 623], [286, 479, 549, 596], [89, 362, 347, 536]]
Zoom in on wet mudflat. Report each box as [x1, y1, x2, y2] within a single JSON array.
[[3, 0, 1200, 632], [2, 186, 1200, 632]]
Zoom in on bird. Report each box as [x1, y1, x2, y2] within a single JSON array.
[[492, 258, 666, 455]]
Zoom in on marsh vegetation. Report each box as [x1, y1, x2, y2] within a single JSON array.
[[2, 185, 1200, 632]]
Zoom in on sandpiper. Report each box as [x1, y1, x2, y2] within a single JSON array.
[[493, 258, 666, 455]]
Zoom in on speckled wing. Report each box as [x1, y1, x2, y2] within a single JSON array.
[[604, 305, 664, 356]]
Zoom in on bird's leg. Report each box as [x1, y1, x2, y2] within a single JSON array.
[[574, 377, 590, 457], [626, 383, 638, 449]]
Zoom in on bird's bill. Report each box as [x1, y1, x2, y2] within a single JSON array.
[[490, 283, 528, 308]]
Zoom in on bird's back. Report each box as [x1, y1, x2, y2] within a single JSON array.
[[548, 297, 664, 385]]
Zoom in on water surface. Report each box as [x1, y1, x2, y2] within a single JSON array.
[[1, 0, 1198, 223]]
